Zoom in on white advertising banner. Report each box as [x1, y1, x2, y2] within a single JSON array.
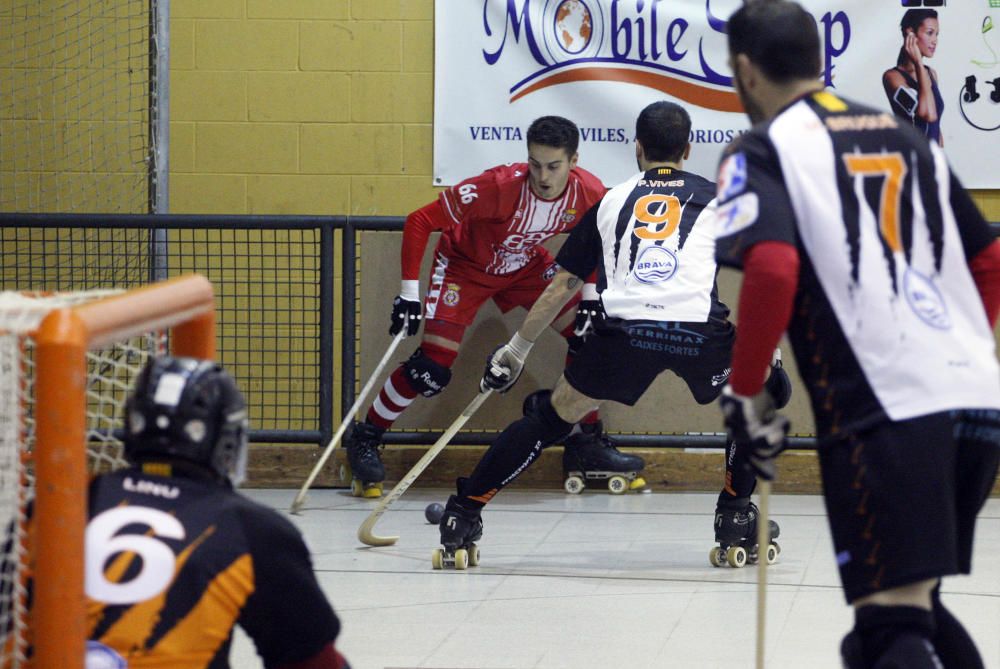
[[434, 1, 1000, 188]]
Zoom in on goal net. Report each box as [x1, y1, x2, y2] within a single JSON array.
[[0, 275, 215, 669], [0, 0, 168, 214]]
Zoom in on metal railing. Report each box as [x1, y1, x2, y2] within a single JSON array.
[[4, 213, 998, 450]]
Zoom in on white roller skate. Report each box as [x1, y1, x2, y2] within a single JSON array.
[[709, 499, 780, 568]]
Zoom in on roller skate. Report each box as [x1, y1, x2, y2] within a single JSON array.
[[709, 498, 781, 568], [341, 421, 385, 498], [432, 495, 483, 570], [562, 421, 646, 494]]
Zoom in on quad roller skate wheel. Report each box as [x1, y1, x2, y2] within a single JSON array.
[[564, 475, 585, 494], [726, 545, 748, 568], [607, 476, 628, 494], [431, 544, 480, 570], [339, 464, 349, 482], [766, 542, 780, 564], [709, 547, 727, 568]]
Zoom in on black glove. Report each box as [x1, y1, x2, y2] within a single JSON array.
[[573, 300, 604, 337], [719, 385, 790, 481], [765, 348, 793, 410], [389, 295, 422, 336]]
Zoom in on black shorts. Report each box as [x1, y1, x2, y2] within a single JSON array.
[[563, 318, 734, 406], [819, 409, 1000, 603]]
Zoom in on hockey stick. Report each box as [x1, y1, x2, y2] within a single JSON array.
[[290, 329, 407, 514], [756, 478, 771, 669], [357, 389, 493, 547]]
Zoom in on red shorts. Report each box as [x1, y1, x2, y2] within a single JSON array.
[[424, 249, 575, 327]]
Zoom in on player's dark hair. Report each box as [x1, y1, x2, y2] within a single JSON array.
[[635, 101, 690, 163], [727, 0, 821, 83], [526, 116, 580, 155]]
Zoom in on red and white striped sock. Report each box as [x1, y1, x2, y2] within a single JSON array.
[[366, 367, 418, 430]]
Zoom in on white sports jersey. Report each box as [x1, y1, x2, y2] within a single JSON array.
[[715, 91, 1000, 437], [557, 166, 726, 323]]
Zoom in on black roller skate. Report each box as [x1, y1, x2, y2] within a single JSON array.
[[432, 495, 483, 570], [709, 498, 780, 568], [342, 421, 385, 498], [562, 421, 646, 494]]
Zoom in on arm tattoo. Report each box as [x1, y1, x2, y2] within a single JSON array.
[[566, 276, 580, 289]]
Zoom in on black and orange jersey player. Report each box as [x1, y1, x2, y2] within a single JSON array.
[[85, 357, 350, 669]]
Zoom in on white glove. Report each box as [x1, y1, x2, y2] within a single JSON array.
[[480, 333, 534, 393]]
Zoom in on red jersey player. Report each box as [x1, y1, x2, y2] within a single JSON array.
[[343, 116, 646, 497]]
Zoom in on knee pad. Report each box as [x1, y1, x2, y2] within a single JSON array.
[[523, 389, 572, 443], [872, 635, 943, 669], [522, 389, 552, 417], [402, 348, 452, 397], [850, 605, 938, 669]]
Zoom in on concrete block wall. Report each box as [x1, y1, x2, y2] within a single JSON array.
[[167, 0, 1000, 220], [169, 0, 437, 216]]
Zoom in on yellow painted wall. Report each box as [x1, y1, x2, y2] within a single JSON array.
[[169, 0, 438, 216], [168, 0, 999, 219]]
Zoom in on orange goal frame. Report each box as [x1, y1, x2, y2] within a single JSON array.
[[30, 274, 216, 669]]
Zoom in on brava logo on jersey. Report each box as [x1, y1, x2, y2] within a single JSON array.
[[634, 245, 678, 284], [481, 0, 852, 107]]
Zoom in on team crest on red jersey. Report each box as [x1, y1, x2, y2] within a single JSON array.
[[442, 283, 461, 306], [561, 209, 578, 224]]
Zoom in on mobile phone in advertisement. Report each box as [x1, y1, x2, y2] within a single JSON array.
[[894, 87, 918, 116]]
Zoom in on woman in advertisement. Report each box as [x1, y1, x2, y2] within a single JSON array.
[[882, 9, 944, 146]]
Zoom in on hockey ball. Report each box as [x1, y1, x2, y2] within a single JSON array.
[[424, 502, 445, 524]]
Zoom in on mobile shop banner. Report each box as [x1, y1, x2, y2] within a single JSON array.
[[434, 1, 1000, 188]]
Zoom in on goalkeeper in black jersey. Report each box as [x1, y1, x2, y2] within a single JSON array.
[[85, 356, 350, 669]]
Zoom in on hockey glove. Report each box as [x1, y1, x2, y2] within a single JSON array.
[[765, 348, 793, 410], [573, 283, 604, 338], [480, 333, 533, 393], [389, 280, 422, 336], [719, 385, 790, 482]]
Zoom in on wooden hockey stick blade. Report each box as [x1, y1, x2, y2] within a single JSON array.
[[357, 389, 492, 547], [756, 478, 771, 669], [290, 330, 407, 514]]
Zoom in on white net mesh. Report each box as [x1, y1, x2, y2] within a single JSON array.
[[0, 290, 163, 667], [0, 1, 159, 213]]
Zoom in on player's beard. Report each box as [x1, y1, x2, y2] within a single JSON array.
[[734, 70, 766, 125]]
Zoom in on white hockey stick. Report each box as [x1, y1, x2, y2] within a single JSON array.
[[289, 330, 407, 514], [756, 478, 771, 669], [357, 389, 492, 547]]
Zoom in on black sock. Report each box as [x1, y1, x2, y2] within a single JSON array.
[[462, 399, 572, 502]]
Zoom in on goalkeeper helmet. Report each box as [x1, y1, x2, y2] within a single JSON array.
[[124, 356, 249, 485]]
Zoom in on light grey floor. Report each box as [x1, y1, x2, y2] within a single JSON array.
[[231, 488, 1000, 669]]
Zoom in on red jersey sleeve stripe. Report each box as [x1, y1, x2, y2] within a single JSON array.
[[729, 241, 800, 397], [969, 238, 1000, 328]]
